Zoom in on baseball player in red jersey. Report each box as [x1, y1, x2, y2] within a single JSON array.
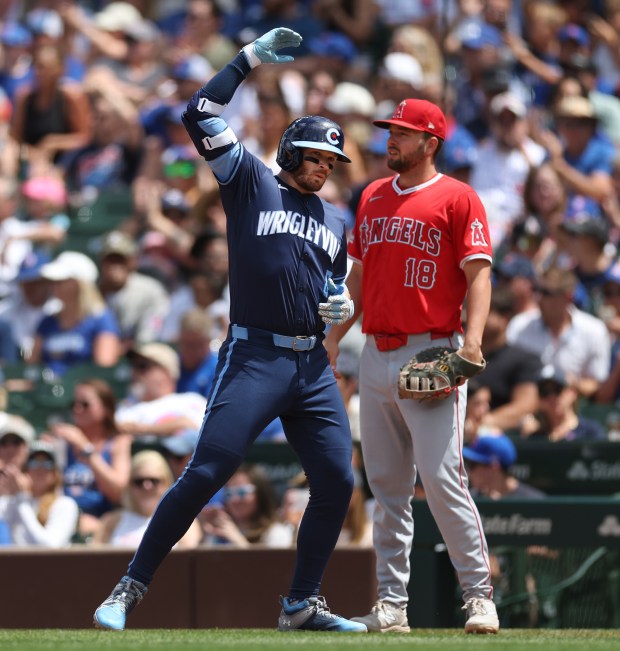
[[324, 99, 499, 634]]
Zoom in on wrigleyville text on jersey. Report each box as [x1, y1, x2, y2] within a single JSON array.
[[354, 214, 488, 289], [256, 210, 341, 262]]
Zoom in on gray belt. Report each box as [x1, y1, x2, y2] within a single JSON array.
[[231, 325, 318, 351]]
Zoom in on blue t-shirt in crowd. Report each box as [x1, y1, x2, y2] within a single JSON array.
[[564, 133, 615, 218], [531, 417, 606, 441], [36, 308, 120, 375], [64, 442, 115, 517], [177, 352, 219, 398]]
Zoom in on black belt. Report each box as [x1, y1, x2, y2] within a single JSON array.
[[231, 325, 318, 351]]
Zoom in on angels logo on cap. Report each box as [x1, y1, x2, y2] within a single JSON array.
[[393, 102, 406, 119], [373, 99, 447, 140]]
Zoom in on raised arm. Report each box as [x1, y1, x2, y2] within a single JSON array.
[[182, 28, 302, 183]]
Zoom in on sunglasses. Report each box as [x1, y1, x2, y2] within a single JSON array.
[[131, 477, 163, 489], [537, 287, 566, 297], [71, 400, 92, 410], [163, 161, 196, 179], [223, 485, 256, 500], [538, 383, 563, 398], [0, 434, 26, 446], [26, 459, 55, 470], [132, 360, 156, 373]]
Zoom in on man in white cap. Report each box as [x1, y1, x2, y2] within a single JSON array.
[[115, 342, 207, 440], [470, 91, 546, 247], [0, 413, 36, 544], [28, 250, 121, 374], [0, 413, 35, 468]]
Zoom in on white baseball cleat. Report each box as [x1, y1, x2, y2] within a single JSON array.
[[350, 600, 410, 633], [463, 597, 499, 634]]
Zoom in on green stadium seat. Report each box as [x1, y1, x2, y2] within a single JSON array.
[[6, 386, 67, 434], [53, 232, 104, 261], [68, 187, 134, 236], [576, 399, 619, 432], [61, 361, 132, 400], [1, 361, 55, 392]]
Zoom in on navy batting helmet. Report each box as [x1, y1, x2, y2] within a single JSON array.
[[276, 115, 352, 171]]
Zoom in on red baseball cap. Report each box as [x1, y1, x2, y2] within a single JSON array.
[[374, 99, 447, 140]]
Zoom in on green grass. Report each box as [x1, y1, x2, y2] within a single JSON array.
[[0, 629, 619, 651]]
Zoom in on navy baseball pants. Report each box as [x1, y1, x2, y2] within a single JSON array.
[[127, 326, 354, 599]]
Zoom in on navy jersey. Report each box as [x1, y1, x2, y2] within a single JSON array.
[[183, 53, 348, 337]]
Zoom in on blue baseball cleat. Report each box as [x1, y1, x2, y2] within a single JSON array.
[[278, 596, 368, 632], [93, 576, 148, 630]]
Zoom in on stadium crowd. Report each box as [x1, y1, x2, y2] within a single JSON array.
[[1, 0, 620, 552]]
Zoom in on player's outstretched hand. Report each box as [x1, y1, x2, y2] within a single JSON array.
[[319, 279, 354, 326], [243, 27, 302, 68]]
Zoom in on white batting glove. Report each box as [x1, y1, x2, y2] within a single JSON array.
[[242, 27, 302, 69], [319, 279, 354, 326]]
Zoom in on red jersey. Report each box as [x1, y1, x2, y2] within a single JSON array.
[[348, 173, 493, 335]]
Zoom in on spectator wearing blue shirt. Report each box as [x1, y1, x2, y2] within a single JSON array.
[[504, 1, 565, 108], [0, 23, 33, 103], [453, 22, 506, 140], [176, 308, 218, 397], [28, 251, 121, 375], [50, 378, 132, 540], [536, 95, 615, 218]]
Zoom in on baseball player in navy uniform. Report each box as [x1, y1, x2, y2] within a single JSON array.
[[93, 28, 365, 633]]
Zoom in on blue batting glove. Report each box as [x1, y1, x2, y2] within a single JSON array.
[[243, 27, 302, 68]]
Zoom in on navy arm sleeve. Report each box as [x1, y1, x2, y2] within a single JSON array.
[[182, 52, 252, 175]]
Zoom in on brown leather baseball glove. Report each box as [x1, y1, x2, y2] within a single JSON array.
[[398, 346, 486, 401]]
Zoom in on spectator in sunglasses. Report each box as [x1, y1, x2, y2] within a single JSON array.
[[44, 379, 132, 541], [91, 450, 201, 548], [0, 413, 35, 471], [520, 365, 605, 441], [0, 413, 36, 544], [0, 441, 79, 547], [507, 266, 611, 398], [115, 342, 207, 440], [200, 464, 293, 548]]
